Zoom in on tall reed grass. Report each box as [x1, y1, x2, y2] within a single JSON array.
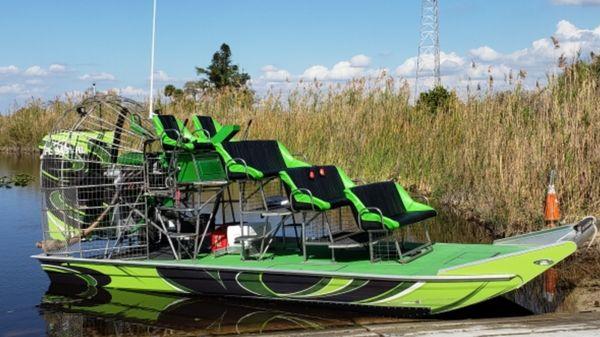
[[1, 62, 598, 237]]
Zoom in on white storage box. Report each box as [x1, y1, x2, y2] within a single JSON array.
[[226, 222, 270, 247]]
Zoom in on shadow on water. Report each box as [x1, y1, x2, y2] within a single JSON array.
[[0, 154, 579, 336]]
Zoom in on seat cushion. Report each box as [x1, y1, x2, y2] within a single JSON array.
[[191, 141, 215, 151], [390, 210, 437, 226], [223, 140, 286, 177], [328, 196, 350, 209]]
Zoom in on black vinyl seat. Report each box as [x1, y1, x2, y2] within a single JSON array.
[[217, 140, 308, 180], [281, 165, 351, 211], [347, 181, 437, 231], [194, 115, 218, 138], [222, 140, 286, 178], [280, 165, 367, 261], [152, 115, 214, 151]]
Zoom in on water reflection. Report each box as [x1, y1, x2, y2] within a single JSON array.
[[40, 284, 390, 336], [0, 154, 40, 182], [39, 283, 542, 336], [507, 276, 576, 314]]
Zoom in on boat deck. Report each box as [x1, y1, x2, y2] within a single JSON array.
[[154, 242, 528, 277]]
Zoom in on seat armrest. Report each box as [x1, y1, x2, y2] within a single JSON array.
[[358, 207, 386, 230], [291, 188, 317, 212], [192, 128, 212, 141], [226, 157, 251, 179]]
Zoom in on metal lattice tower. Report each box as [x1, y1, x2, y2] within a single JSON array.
[[415, 0, 441, 96]]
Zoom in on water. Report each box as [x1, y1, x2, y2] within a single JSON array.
[[0, 154, 573, 337], [0, 155, 47, 336]]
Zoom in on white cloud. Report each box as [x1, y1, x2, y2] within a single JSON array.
[[260, 65, 291, 82], [251, 20, 600, 98], [24, 65, 48, 77], [552, 0, 600, 5], [395, 51, 465, 77], [393, 20, 600, 93], [153, 70, 173, 82], [329, 61, 364, 80], [301, 65, 329, 81], [395, 57, 418, 77], [469, 46, 502, 62], [350, 54, 371, 67], [556, 20, 582, 39], [300, 55, 374, 81], [49, 64, 67, 73], [79, 72, 116, 81], [114, 86, 146, 96], [365, 67, 389, 78], [0, 65, 19, 75], [0, 84, 26, 95], [25, 79, 43, 85]]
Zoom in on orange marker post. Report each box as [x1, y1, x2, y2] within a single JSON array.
[[544, 173, 560, 228], [543, 170, 559, 302]]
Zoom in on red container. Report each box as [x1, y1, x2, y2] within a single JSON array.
[[211, 226, 228, 252]]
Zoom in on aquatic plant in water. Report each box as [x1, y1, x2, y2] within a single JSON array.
[[0, 174, 34, 188]]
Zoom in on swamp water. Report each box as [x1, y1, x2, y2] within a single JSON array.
[[0, 155, 576, 336]]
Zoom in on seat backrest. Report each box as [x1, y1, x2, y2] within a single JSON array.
[[193, 115, 240, 144], [155, 115, 182, 141], [194, 115, 218, 138], [283, 166, 346, 204], [349, 181, 406, 217], [222, 140, 286, 176]]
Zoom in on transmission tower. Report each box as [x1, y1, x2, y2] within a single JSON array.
[[415, 0, 441, 97]]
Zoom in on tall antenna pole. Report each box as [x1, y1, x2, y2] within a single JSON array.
[[148, 0, 157, 118], [415, 0, 441, 98]]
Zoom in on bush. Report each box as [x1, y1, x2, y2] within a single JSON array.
[[416, 85, 456, 114]]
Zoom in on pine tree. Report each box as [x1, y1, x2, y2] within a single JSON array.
[[194, 43, 250, 90]]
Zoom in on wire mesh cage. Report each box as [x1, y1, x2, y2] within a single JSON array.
[[39, 94, 154, 259], [371, 225, 433, 263], [237, 178, 288, 213]]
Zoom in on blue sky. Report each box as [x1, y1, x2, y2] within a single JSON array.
[[1, 0, 600, 111]]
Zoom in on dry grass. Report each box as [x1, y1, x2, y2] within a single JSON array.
[[0, 98, 73, 153], [1, 64, 598, 238], [164, 74, 599, 237]]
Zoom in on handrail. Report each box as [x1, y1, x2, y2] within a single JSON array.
[[192, 128, 212, 140], [226, 157, 251, 180], [359, 206, 385, 231], [290, 188, 317, 212]]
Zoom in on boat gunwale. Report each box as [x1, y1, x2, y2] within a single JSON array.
[[438, 240, 576, 273], [493, 225, 574, 245], [32, 253, 516, 283]]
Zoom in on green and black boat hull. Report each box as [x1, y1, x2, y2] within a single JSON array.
[[34, 224, 591, 315]]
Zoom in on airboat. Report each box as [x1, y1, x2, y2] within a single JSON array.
[[33, 95, 597, 315]]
